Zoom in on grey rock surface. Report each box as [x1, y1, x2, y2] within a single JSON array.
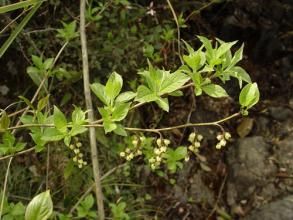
[[226, 136, 277, 205], [242, 195, 293, 220]]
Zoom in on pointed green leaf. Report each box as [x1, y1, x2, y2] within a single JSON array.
[[42, 128, 65, 142], [158, 70, 189, 95], [90, 83, 109, 105], [25, 190, 53, 220], [53, 106, 67, 133], [239, 82, 260, 109], [37, 95, 50, 112], [0, 111, 10, 132], [202, 84, 228, 98], [135, 85, 157, 103], [115, 91, 136, 103], [112, 102, 131, 121], [105, 72, 123, 103], [155, 97, 169, 112]]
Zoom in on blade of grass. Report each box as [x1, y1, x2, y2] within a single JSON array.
[[0, 0, 38, 14], [0, 2, 42, 58]]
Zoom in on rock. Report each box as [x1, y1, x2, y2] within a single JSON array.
[[242, 195, 293, 220], [226, 137, 277, 206], [269, 106, 293, 122], [188, 172, 215, 206]]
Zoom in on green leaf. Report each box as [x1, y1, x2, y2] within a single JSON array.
[[0, 2, 42, 58], [81, 195, 94, 211], [202, 84, 228, 98], [155, 97, 169, 112], [25, 190, 53, 220], [42, 128, 65, 142], [135, 85, 157, 103], [90, 83, 109, 105], [19, 96, 35, 110], [228, 66, 251, 88], [70, 125, 87, 137], [0, 1, 38, 14], [37, 95, 50, 112], [183, 49, 205, 71], [158, 70, 189, 95], [105, 72, 123, 104], [32, 55, 43, 69], [169, 90, 183, 97], [30, 132, 46, 152], [53, 106, 67, 133], [197, 35, 214, 60], [112, 102, 131, 121], [239, 82, 260, 109], [113, 124, 127, 136], [215, 40, 237, 59], [0, 111, 10, 132], [56, 21, 79, 42], [115, 91, 136, 103], [71, 107, 86, 125], [103, 121, 117, 133], [43, 58, 54, 70], [230, 44, 244, 67]]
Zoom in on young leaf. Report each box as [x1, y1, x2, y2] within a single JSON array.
[[37, 95, 50, 112], [90, 83, 109, 105], [228, 66, 251, 88], [239, 82, 260, 109], [135, 85, 157, 103], [113, 124, 127, 136], [105, 72, 123, 104], [202, 84, 228, 98], [158, 70, 189, 95], [155, 97, 169, 112], [53, 106, 67, 133], [25, 190, 53, 220], [112, 102, 131, 121], [115, 91, 136, 103], [42, 128, 65, 142], [0, 110, 10, 132], [103, 121, 117, 133]]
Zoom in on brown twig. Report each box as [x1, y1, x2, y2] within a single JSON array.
[[80, 0, 105, 219]]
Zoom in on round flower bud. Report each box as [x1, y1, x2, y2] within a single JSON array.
[[217, 134, 223, 140], [149, 157, 156, 163], [132, 140, 138, 146], [78, 164, 83, 168], [74, 149, 80, 154], [76, 142, 82, 148], [224, 132, 231, 140], [219, 139, 227, 146], [125, 148, 131, 153], [188, 132, 196, 143], [164, 139, 171, 146], [154, 148, 161, 155], [69, 144, 74, 150], [160, 146, 167, 152], [184, 156, 190, 162], [128, 153, 134, 160], [151, 164, 156, 170], [78, 153, 83, 157], [216, 143, 222, 149], [194, 142, 201, 148], [197, 134, 203, 141], [78, 159, 83, 164], [139, 136, 146, 142], [136, 150, 142, 155], [120, 152, 126, 157], [83, 161, 87, 166], [73, 157, 77, 162], [188, 145, 195, 151], [156, 139, 162, 147], [156, 156, 161, 162]]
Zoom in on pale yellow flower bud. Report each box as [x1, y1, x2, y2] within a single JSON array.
[[197, 134, 203, 141], [120, 152, 126, 157], [164, 139, 171, 146], [156, 139, 162, 147], [188, 132, 196, 143], [224, 132, 231, 140]]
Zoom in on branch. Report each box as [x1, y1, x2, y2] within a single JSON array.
[[80, 0, 105, 219]]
